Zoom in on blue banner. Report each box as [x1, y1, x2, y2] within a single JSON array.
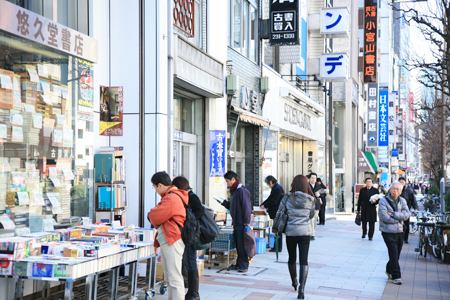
[[209, 130, 226, 177], [378, 90, 389, 147]]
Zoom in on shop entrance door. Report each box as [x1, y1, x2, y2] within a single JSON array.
[[227, 127, 245, 185], [173, 132, 197, 189]]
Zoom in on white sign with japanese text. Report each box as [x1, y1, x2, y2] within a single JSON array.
[[320, 52, 349, 81], [0, 0, 97, 62], [320, 7, 349, 37]]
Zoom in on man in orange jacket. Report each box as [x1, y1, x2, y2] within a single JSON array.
[[148, 171, 188, 300]]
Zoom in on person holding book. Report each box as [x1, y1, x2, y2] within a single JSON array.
[[357, 178, 381, 240], [148, 171, 188, 300], [316, 178, 327, 225], [172, 176, 204, 300]]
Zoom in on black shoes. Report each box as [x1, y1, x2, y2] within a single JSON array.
[[362, 234, 366, 239], [288, 263, 298, 291], [238, 269, 248, 273], [228, 265, 239, 271], [405, 240, 409, 244], [369, 238, 373, 241], [269, 249, 282, 252], [297, 265, 308, 299], [185, 271, 200, 300], [310, 236, 315, 240]]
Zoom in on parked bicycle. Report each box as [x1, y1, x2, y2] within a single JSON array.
[[409, 210, 419, 234], [415, 215, 435, 258], [430, 219, 450, 261]]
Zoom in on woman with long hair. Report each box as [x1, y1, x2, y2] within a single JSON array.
[[272, 175, 316, 299], [172, 176, 204, 300]]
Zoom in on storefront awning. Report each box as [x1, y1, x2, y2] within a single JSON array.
[[358, 149, 375, 174], [365, 151, 380, 173], [232, 106, 270, 128], [397, 169, 405, 175]]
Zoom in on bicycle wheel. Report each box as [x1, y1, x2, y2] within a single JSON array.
[[410, 223, 418, 234], [427, 227, 433, 235], [419, 239, 424, 256], [424, 239, 428, 258]]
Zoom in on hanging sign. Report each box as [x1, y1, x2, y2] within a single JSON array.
[[320, 7, 349, 37], [99, 86, 123, 136], [320, 52, 349, 81], [363, 0, 377, 83], [378, 90, 389, 147], [366, 83, 378, 148], [209, 131, 226, 177], [78, 59, 94, 120], [269, 0, 300, 46]]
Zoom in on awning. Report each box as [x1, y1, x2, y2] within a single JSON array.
[[365, 151, 380, 173], [232, 106, 270, 128], [357, 149, 375, 174], [397, 169, 405, 175]]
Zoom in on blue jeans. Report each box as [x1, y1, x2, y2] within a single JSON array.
[[234, 225, 249, 270], [182, 243, 197, 272]]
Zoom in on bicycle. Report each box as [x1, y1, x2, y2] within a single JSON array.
[[415, 216, 435, 258], [409, 211, 420, 234], [430, 220, 450, 261]]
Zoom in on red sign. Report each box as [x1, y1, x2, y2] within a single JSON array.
[[364, 0, 377, 83], [409, 92, 414, 123]]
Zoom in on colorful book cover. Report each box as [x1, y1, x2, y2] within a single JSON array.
[[32, 262, 53, 278]]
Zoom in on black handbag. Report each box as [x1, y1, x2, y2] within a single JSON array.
[[355, 211, 361, 226], [274, 196, 290, 233], [198, 207, 219, 244]]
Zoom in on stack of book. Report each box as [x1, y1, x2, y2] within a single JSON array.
[[22, 112, 40, 145], [20, 79, 37, 106]]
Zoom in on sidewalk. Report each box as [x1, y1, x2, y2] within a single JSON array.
[[151, 215, 450, 300]]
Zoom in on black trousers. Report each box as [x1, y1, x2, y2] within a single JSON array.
[[286, 236, 310, 265], [382, 232, 404, 279], [404, 218, 410, 242], [319, 205, 326, 224], [271, 232, 283, 251], [234, 225, 249, 270], [362, 221, 375, 239]]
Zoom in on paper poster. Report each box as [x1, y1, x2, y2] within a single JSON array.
[[0, 157, 11, 172], [23, 104, 35, 113], [41, 94, 53, 106], [48, 167, 57, 178], [13, 91, 21, 105], [0, 124, 6, 139], [78, 60, 94, 118], [52, 207, 63, 214], [37, 64, 48, 78], [33, 115, 42, 129], [53, 85, 61, 97], [47, 193, 60, 207], [16, 192, 29, 205], [27, 69, 39, 83], [13, 76, 20, 91], [53, 129, 62, 144], [43, 218, 54, 231], [0, 215, 15, 229], [10, 113, 23, 126], [50, 178, 61, 187], [63, 169, 75, 181], [61, 87, 68, 99], [34, 192, 45, 206], [99, 86, 123, 136], [56, 114, 65, 126], [11, 126, 23, 143], [0, 75, 12, 90], [39, 80, 51, 93], [209, 130, 226, 177], [63, 129, 73, 148]]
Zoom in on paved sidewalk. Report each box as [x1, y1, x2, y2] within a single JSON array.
[[150, 214, 450, 300]]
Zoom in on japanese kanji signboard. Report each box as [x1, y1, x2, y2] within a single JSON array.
[[320, 52, 348, 81], [209, 131, 226, 177], [77, 59, 94, 120], [396, 108, 404, 155], [388, 92, 397, 143], [0, 0, 97, 62], [367, 83, 378, 148], [320, 7, 349, 37], [363, 0, 377, 83], [378, 90, 389, 147], [409, 92, 414, 123], [269, 0, 300, 46]]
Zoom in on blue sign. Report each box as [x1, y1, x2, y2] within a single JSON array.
[[380, 172, 388, 189], [324, 12, 342, 29], [209, 130, 226, 177], [173, 130, 183, 140], [392, 149, 398, 157], [324, 55, 344, 74], [296, 17, 307, 77], [378, 90, 389, 147]]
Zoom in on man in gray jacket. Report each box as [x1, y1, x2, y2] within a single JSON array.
[[378, 182, 410, 285]]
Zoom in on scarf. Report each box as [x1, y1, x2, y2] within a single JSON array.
[[230, 180, 241, 192]]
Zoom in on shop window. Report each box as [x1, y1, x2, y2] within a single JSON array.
[[228, 0, 258, 62], [174, 94, 194, 134], [0, 31, 94, 233], [173, 0, 203, 49], [262, 129, 278, 201]]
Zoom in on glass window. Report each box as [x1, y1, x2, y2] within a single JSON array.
[[262, 129, 278, 201], [233, 0, 241, 51], [250, 6, 257, 62], [187, 0, 202, 48], [0, 31, 94, 235], [173, 94, 194, 134], [242, 1, 248, 57], [229, 0, 258, 62]]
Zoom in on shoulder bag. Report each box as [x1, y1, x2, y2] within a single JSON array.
[[274, 195, 290, 233]]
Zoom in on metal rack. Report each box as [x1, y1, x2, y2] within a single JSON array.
[[207, 232, 237, 271]]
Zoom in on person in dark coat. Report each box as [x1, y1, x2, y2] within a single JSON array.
[[172, 176, 204, 300], [398, 177, 418, 244], [357, 178, 380, 240], [316, 178, 327, 225], [309, 173, 325, 240], [220, 171, 252, 273], [261, 175, 285, 252]]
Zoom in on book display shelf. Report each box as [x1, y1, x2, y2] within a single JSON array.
[[94, 147, 127, 226]]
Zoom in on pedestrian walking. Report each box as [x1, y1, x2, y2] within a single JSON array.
[[398, 177, 418, 244], [357, 178, 380, 240], [220, 171, 252, 273], [316, 178, 327, 225], [378, 182, 410, 285], [309, 173, 324, 240], [272, 175, 316, 299], [148, 171, 188, 300], [172, 176, 204, 300], [261, 175, 285, 252]]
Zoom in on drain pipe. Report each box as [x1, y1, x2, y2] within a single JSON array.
[[167, 0, 174, 173]]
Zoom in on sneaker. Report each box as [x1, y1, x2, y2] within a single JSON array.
[[385, 272, 392, 280], [238, 269, 248, 273], [392, 278, 402, 285], [228, 265, 239, 271]]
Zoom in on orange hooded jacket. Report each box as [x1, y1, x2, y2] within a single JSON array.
[[148, 186, 188, 248]]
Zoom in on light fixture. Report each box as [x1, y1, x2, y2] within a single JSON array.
[[261, 76, 270, 94], [226, 74, 239, 96]]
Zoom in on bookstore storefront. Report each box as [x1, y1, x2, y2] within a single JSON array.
[[0, 2, 97, 236]]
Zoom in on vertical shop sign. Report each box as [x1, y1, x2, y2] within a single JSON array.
[[363, 0, 377, 83], [378, 90, 389, 147], [99, 86, 123, 136], [77, 59, 94, 120], [388, 92, 397, 143], [396, 108, 404, 155], [209, 131, 226, 177], [269, 0, 300, 46], [367, 83, 378, 147], [307, 151, 313, 174], [409, 92, 414, 123]]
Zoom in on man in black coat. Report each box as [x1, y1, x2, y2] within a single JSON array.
[[309, 173, 325, 240], [357, 178, 380, 240], [399, 177, 418, 244], [261, 175, 285, 252], [317, 178, 327, 225]]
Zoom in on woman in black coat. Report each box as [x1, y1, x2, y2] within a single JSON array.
[[172, 176, 204, 300], [357, 178, 380, 240]]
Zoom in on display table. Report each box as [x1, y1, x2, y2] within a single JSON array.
[[1, 243, 158, 300]]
